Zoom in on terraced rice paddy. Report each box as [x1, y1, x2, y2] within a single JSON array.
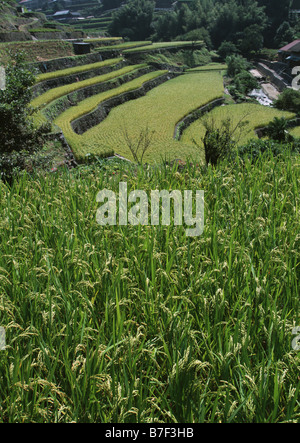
[[181, 103, 296, 147], [69, 71, 225, 162], [187, 63, 228, 72], [96, 41, 153, 52], [53, 70, 169, 158], [2, 39, 300, 424], [29, 42, 299, 164], [32, 64, 147, 108], [290, 126, 300, 137], [35, 58, 123, 83], [123, 41, 204, 53]]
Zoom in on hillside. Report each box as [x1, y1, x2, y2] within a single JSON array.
[[0, 0, 32, 32], [1, 0, 300, 426], [0, 0, 85, 43]]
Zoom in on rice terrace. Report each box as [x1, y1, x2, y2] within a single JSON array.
[[0, 0, 300, 425]]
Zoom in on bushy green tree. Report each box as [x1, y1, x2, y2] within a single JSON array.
[[0, 53, 48, 181], [0, 53, 36, 153], [102, 0, 123, 10], [274, 22, 296, 48], [266, 117, 289, 142], [108, 0, 155, 41], [233, 71, 259, 94], [274, 89, 300, 113], [238, 24, 264, 56], [226, 54, 249, 78], [218, 41, 239, 59], [257, 0, 290, 47]]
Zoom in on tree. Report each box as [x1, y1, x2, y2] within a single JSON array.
[[0, 53, 48, 181], [192, 115, 250, 166], [218, 41, 239, 59], [274, 89, 300, 113], [226, 54, 249, 78], [121, 124, 155, 164], [274, 22, 295, 48], [108, 0, 155, 41], [233, 71, 259, 95], [266, 117, 290, 142], [102, 0, 123, 10], [238, 24, 264, 56], [257, 0, 290, 47], [0, 53, 36, 153]]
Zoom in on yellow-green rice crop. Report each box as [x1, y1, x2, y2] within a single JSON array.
[[35, 57, 123, 83], [98, 41, 152, 51], [31, 64, 147, 109], [290, 126, 300, 137], [181, 103, 295, 147], [0, 153, 299, 423], [123, 41, 203, 53], [54, 70, 169, 157], [187, 63, 228, 72], [60, 71, 224, 162], [83, 37, 122, 43]]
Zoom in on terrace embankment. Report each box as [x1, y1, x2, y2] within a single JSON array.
[[40, 66, 153, 123], [174, 97, 225, 140], [29, 51, 110, 75], [71, 72, 178, 135], [31, 59, 126, 98]]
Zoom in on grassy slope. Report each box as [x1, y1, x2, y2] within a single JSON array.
[[0, 153, 299, 423], [0, 40, 75, 64]]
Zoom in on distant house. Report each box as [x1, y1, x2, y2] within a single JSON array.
[[18, 0, 41, 10], [52, 10, 82, 21], [278, 40, 300, 66], [290, 0, 300, 20], [173, 0, 194, 5]]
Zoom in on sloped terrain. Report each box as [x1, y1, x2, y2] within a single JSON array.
[[30, 40, 225, 163]]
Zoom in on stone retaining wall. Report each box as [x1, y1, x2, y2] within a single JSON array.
[[174, 97, 225, 140]]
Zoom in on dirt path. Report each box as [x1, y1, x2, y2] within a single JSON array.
[[18, 17, 39, 33]]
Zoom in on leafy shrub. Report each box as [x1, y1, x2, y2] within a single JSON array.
[[266, 117, 291, 142], [226, 54, 250, 78], [0, 53, 49, 182], [233, 71, 259, 95], [238, 138, 300, 162], [274, 89, 300, 114], [218, 41, 239, 59]]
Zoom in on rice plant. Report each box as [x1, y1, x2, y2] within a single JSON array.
[[0, 151, 299, 422], [123, 41, 203, 53], [35, 58, 123, 84]]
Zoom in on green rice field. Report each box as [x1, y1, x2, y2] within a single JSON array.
[[181, 103, 296, 147], [1, 37, 300, 424], [35, 58, 123, 84], [123, 41, 204, 53], [0, 153, 299, 422], [32, 64, 146, 109], [55, 71, 225, 162]]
